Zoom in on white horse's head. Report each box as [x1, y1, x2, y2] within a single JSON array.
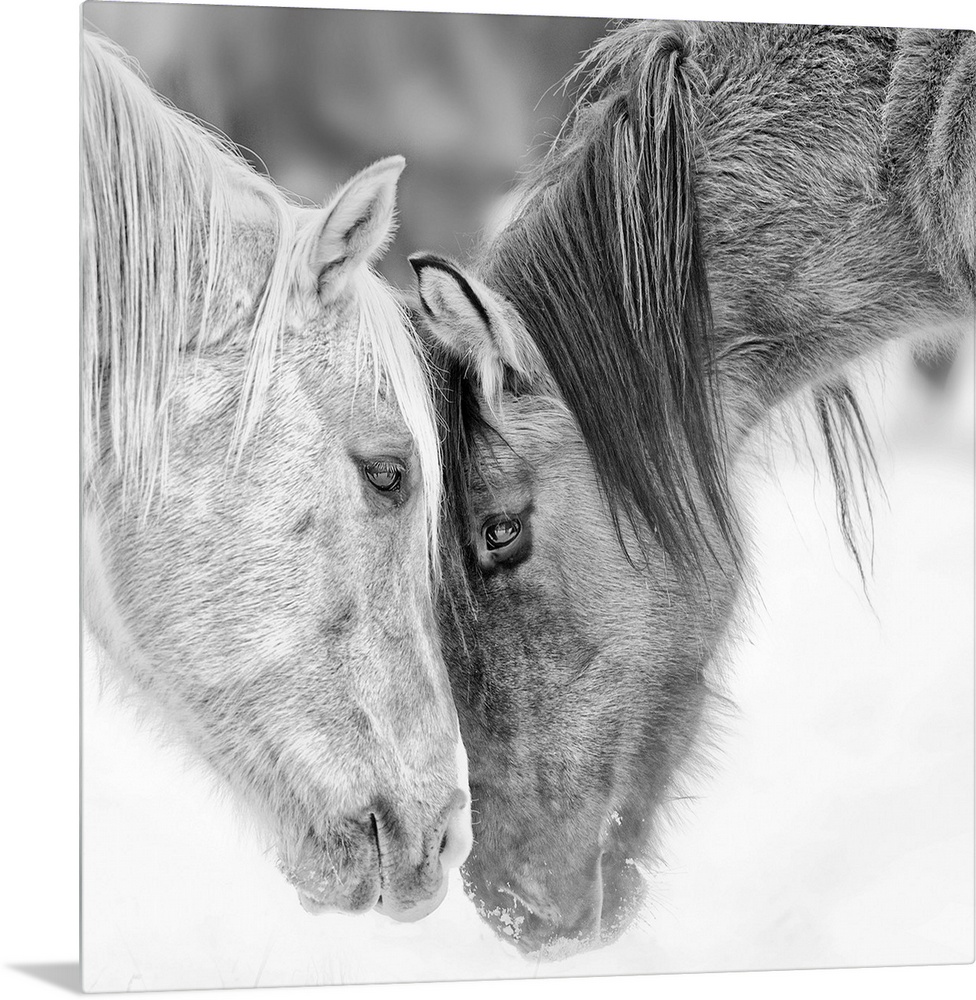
[[82, 32, 470, 920]]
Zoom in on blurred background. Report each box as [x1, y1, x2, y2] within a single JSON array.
[[84, 1, 614, 288]]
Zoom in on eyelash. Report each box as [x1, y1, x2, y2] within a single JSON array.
[[362, 460, 404, 494], [484, 515, 522, 551]]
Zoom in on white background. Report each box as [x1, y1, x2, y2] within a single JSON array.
[[3, 1, 974, 999]]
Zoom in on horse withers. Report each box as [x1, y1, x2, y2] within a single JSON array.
[[81, 32, 471, 921], [413, 21, 974, 955]]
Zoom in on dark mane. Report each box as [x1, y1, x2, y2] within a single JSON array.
[[813, 381, 881, 581], [428, 20, 892, 586], [478, 22, 740, 578]]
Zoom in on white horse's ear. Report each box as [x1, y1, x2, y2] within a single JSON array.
[[311, 155, 405, 296], [409, 253, 543, 407]]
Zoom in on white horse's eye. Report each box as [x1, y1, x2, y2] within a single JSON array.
[[363, 461, 403, 492], [484, 516, 521, 550]]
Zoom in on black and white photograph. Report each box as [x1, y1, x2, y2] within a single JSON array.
[[55, 0, 976, 992]]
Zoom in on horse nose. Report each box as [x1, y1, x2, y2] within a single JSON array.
[[503, 882, 603, 956], [461, 851, 605, 955], [372, 788, 471, 923]]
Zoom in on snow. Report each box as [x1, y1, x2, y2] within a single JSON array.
[[82, 341, 973, 991]]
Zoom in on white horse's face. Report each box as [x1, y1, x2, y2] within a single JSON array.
[[84, 159, 471, 920]]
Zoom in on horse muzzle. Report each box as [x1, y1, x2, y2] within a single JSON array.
[[461, 836, 647, 958], [282, 787, 471, 921]]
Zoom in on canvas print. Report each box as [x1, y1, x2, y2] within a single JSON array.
[[81, 1, 974, 991]]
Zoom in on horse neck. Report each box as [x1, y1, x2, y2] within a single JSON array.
[[692, 25, 971, 438]]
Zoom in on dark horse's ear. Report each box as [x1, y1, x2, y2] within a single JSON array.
[[409, 253, 543, 407], [310, 156, 405, 300]]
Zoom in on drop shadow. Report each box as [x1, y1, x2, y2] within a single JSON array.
[[8, 962, 83, 994]]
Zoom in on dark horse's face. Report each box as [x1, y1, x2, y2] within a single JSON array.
[[412, 257, 738, 956]]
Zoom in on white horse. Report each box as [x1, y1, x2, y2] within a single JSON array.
[[81, 30, 471, 921]]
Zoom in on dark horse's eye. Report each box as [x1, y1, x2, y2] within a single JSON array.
[[484, 516, 522, 550], [363, 461, 403, 492]]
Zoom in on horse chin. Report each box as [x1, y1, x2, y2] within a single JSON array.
[[462, 847, 647, 960], [294, 880, 380, 916], [374, 873, 451, 922], [294, 872, 451, 922]]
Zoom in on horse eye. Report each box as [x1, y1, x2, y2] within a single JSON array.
[[363, 461, 403, 492], [484, 516, 522, 550]]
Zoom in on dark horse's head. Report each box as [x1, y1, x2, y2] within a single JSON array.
[[411, 22, 744, 957], [413, 266, 738, 957], [412, 13, 955, 957]]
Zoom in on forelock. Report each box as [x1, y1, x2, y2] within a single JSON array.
[[351, 269, 442, 579]]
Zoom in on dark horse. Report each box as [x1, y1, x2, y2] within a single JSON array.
[[411, 21, 974, 956]]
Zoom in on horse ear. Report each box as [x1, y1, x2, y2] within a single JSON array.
[[311, 155, 405, 297], [409, 253, 542, 406]]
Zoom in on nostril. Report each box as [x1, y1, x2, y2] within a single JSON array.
[[439, 831, 449, 855]]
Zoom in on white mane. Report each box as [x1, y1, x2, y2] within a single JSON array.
[[81, 31, 440, 562]]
